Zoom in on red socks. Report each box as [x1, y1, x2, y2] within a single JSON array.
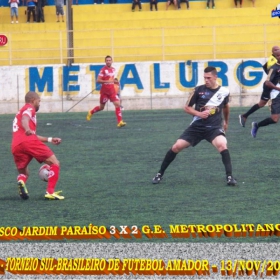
[[91, 106, 123, 123], [17, 165, 60, 195], [17, 174, 27, 184], [47, 164, 60, 194], [90, 106, 100, 114], [115, 107, 122, 123]]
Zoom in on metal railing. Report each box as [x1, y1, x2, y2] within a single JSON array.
[[0, 24, 279, 66]]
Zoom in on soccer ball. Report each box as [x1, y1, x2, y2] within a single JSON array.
[[38, 164, 50, 182]]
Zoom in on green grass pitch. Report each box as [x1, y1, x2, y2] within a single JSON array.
[[1, 107, 280, 242]]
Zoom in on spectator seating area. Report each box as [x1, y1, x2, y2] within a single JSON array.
[[0, 0, 278, 65]]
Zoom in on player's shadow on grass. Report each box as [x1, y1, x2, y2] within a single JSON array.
[[0, 195, 25, 201], [0, 195, 57, 201]]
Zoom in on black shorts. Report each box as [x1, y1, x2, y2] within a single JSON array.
[[261, 83, 271, 101], [179, 121, 226, 147], [271, 95, 280, 114]]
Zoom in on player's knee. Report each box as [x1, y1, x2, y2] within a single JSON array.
[[215, 142, 227, 152], [258, 101, 266, 107], [218, 145, 227, 152], [172, 146, 180, 153], [172, 143, 183, 153], [114, 101, 121, 108], [271, 115, 279, 123]]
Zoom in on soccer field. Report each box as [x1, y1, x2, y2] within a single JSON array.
[[2, 107, 280, 242]]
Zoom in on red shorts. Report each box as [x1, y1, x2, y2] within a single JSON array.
[[12, 140, 54, 169], [100, 92, 120, 104]]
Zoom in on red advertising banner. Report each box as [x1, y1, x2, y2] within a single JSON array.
[[0, 35, 8, 46]]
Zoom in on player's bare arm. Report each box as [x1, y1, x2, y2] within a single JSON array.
[[223, 103, 230, 131], [97, 76, 105, 84], [21, 115, 35, 135], [97, 76, 113, 84], [184, 90, 210, 119], [37, 135, 62, 145], [184, 104, 210, 119]]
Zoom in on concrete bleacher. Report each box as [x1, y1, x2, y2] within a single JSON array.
[[0, 0, 279, 65], [0, 6, 67, 65], [72, 0, 280, 63]]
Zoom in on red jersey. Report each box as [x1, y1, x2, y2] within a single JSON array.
[[12, 103, 38, 150], [98, 65, 116, 94]]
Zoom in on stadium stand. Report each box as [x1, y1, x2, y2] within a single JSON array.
[[0, 0, 279, 65]]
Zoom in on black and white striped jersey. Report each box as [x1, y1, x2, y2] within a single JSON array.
[[187, 84, 230, 127], [266, 63, 280, 100]]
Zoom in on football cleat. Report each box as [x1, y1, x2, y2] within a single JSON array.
[[239, 114, 246, 127], [45, 191, 64, 200], [251, 122, 259, 138], [227, 176, 237, 186], [86, 110, 92, 121], [117, 120, 126, 128], [18, 180, 29, 200], [152, 173, 163, 184]]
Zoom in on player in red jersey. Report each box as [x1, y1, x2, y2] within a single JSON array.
[[114, 78, 124, 110], [86, 55, 126, 128], [11, 91, 64, 200]]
